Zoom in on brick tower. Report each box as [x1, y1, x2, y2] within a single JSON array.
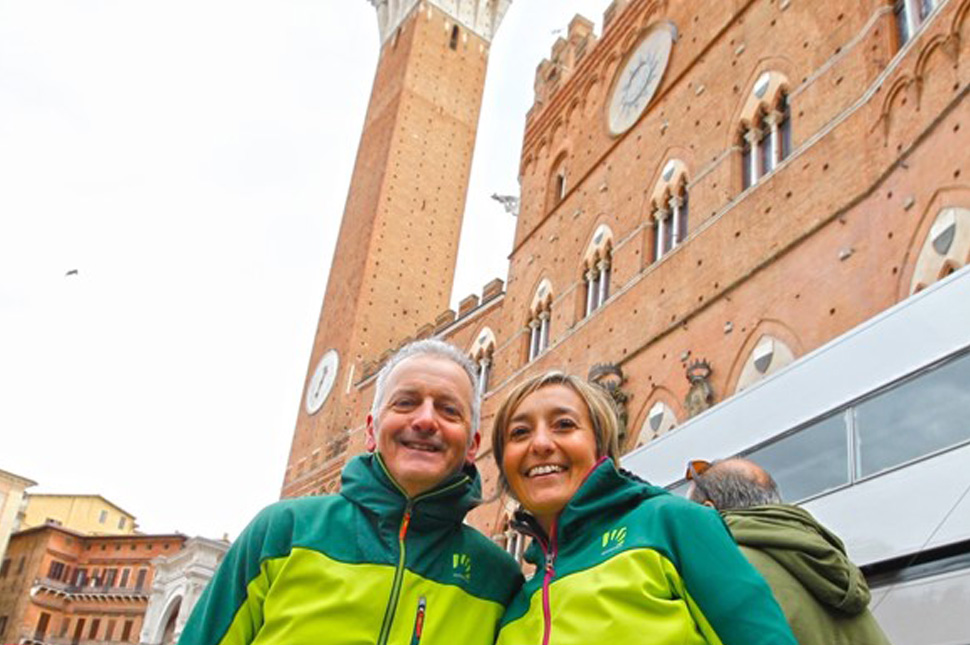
[[282, 0, 512, 497]]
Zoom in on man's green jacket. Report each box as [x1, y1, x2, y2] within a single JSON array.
[[178, 454, 523, 645]]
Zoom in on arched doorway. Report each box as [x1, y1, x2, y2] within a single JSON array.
[[160, 597, 181, 645]]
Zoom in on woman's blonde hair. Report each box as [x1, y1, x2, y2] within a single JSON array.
[[491, 371, 621, 497]]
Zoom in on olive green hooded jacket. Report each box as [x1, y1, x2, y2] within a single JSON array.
[[723, 504, 892, 645], [178, 453, 522, 645]]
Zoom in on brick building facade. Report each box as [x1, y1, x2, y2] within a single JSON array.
[[0, 526, 185, 645], [284, 0, 970, 546]]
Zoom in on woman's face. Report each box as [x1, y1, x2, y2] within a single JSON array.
[[502, 384, 599, 533]]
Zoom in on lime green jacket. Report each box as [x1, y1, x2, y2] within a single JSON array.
[[178, 454, 523, 645], [497, 460, 797, 645]]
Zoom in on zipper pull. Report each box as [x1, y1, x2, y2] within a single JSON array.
[[410, 596, 427, 645], [399, 510, 412, 541], [545, 552, 556, 575]]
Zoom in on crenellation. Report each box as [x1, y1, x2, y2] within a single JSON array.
[[458, 294, 481, 317], [533, 15, 598, 109], [482, 278, 505, 302], [434, 309, 457, 331], [367, 0, 512, 45]]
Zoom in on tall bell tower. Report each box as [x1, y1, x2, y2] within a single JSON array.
[[282, 0, 512, 497]]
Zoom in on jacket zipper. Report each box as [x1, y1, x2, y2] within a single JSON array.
[[375, 475, 469, 645], [540, 520, 558, 645]]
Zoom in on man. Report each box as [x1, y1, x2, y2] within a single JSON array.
[[688, 458, 892, 645], [179, 339, 523, 645]]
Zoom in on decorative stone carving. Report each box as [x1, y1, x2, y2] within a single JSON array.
[[909, 207, 970, 294], [684, 359, 714, 418], [588, 363, 631, 444], [491, 193, 520, 216]]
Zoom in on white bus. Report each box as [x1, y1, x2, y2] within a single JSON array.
[[622, 267, 970, 645]]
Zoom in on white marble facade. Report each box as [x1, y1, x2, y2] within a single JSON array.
[[140, 536, 230, 645]]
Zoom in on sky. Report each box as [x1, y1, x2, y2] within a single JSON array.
[[0, 1, 613, 540]]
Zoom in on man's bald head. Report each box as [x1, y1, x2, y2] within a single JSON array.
[[687, 458, 782, 510]]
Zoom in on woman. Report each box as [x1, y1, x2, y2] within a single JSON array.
[[492, 372, 796, 645]]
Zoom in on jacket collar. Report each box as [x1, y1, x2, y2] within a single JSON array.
[[516, 458, 668, 562], [340, 452, 482, 532]]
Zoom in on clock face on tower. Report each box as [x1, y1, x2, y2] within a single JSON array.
[[305, 349, 339, 415], [607, 25, 674, 136]]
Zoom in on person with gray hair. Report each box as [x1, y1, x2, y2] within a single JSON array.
[[180, 339, 523, 645], [688, 458, 892, 645], [370, 338, 481, 440], [686, 457, 782, 509]]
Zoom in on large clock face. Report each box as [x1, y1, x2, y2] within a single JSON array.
[[607, 26, 674, 136], [305, 349, 339, 415]]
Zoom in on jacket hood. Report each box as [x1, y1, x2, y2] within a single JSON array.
[[723, 504, 870, 614], [340, 452, 483, 533]]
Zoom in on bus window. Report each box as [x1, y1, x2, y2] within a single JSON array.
[[745, 413, 849, 502], [855, 351, 970, 478]]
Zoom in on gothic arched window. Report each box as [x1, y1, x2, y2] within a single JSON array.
[[739, 73, 792, 191], [582, 225, 614, 317], [469, 328, 497, 395], [527, 280, 553, 361]]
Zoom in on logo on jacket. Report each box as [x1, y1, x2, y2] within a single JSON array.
[[601, 526, 627, 555], [452, 553, 472, 581]]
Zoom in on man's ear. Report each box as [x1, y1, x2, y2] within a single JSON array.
[[365, 414, 378, 452], [702, 500, 716, 509], [465, 431, 481, 464]]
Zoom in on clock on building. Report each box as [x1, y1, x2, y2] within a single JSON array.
[[305, 349, 339, 415], [607, 25, 674, 136]]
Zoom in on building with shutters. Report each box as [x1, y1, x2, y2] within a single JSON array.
[[0, 525, 185, 645]]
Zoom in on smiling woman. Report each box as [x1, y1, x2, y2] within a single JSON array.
[[492, 373, 618, 532], [491, 371, 798, 645]]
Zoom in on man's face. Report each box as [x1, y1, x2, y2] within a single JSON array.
[[365, 355, 479, 498]]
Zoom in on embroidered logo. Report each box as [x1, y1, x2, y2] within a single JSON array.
[[601, 526, 627, 554], [452, 553, 472, 581]]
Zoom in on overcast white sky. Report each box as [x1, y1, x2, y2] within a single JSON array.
[[0, 0, 610, 540]]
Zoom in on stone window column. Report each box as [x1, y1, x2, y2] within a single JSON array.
[[585, 268, 597, 316], [505, 528, 516, 556], [904, 0, 919, 37], [478, 356, 491, 394], [538, 310, 550, 353], [506, 529, 526, 561], [766, 110, 782, 171], [597, 258, 610, 306], [654, 208, 669, 259], [528, 319, 540, 361], [668, 194, 683, 246], [745, 127, 762, 185]]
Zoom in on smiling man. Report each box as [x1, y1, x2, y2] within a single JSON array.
[[178, 340, 523, 645]]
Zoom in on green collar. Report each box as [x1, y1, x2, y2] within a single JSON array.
[[519, 459, 668, 562], [340, 453, 482, 532]]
